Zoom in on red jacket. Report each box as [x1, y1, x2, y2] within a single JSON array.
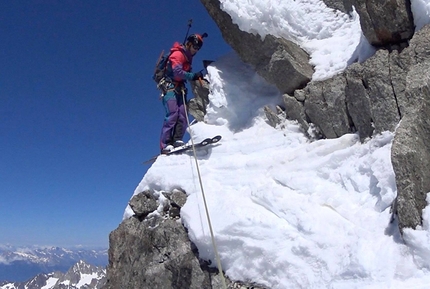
[[168, 42, 193, 83]]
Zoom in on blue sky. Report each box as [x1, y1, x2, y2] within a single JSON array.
[[0, 0, 231, 247]]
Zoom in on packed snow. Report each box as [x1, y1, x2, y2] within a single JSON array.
[[220, 0, 376, 80], [125, 0, 430, 288], [76, 272, 100, 288], [41, 277, 59, 289]]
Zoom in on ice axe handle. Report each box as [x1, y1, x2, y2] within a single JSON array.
[[203, 60, 214, 70]]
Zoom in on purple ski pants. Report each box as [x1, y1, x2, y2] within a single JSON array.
[[159, 89, 187, 150]]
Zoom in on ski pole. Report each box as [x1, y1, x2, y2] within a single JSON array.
[[183, 19, 193, 45]]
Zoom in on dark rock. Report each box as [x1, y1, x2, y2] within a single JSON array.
[[263, 106, 282, 128], [128, 190, 158, 220], [169, 189, 188, 208], [282, 93, 310, 135], [344, 63, 373, 140], [104, 215, 221, 289], [323, 0, 415, 47], [304, 74, 352, 138], [106, 190, 206, 289], [105, 189, 270, 288], [391, 60, 430, 232], [321, 0, 353, 13], [189, 79, 211, 122], [200, 0, 314, 95], [362, 49, 401, 133]]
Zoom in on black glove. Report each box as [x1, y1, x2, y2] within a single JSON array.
[[192, 71, 203, 81]]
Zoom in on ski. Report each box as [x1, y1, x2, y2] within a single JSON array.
[[143, 135, 222, 164], [167, 135, 222, 155]]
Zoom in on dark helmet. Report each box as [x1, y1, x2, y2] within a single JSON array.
[[186, 33, 208, 49]]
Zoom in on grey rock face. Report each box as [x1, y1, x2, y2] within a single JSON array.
[[200, 0, 314, 94], [280, 25, 430, 143], [362, 49, 401, 133], [353, 0, 415, 46], [263, 106, 282, 128], [304, 74, 352, 139], [128, 190, 158, 220], [106, 190, 241, 289], [391, 60, 430, 231], [344, 63, 373, 140], [321, 0, 353, 14], [189, 79, 211, 122], [195, 0, 415, 142], [105, 190, 269, 288], [278, 25, 430, 232], [323, 0, 415, 47]]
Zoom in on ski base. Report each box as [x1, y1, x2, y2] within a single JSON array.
[[143, 135, 222, 164], [167, 135, 221, 155]]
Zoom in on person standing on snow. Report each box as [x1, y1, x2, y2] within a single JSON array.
[[159, 33, 205, 154]]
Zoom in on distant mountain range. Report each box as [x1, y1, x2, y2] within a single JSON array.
[[0, 260, 106, 289], [0, 245, 107, 282]]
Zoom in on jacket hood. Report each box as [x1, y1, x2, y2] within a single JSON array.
[[170, 42, 193, 61]]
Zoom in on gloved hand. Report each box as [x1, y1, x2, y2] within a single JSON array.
[[192, 71, 203, 81]]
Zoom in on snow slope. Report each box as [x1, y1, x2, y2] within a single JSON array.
[[127, 53, 430, 288], [125, 0, 430, 288]]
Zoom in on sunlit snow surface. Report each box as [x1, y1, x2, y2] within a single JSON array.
[[126, 52, 430, 288], [219, 0, 375, 80], [125, 0, 430, 287], [219, 0, 430, 81]]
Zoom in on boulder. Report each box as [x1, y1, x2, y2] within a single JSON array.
[[391, 60, 430, 231], [104, 190, 268, 289], [322, 0, 415, 47], [200, 0, 314, 95]]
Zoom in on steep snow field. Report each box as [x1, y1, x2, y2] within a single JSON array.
[[126, 53, 430, 288], [125, 1, 430, 288]]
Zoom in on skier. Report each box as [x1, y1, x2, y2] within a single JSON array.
[[159, 34, 205, 154]]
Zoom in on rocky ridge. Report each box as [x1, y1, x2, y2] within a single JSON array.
[[0, 260, 106, 289], [199, 0, 430, 233], [0, 246, 107, 283], [105, 0, 430, 288]]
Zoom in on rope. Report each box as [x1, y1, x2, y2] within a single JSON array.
[[181, 87, 227, 289]]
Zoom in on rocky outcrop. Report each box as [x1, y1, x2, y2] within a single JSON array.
[[391, 59, 430, 231], [106, 1, 430, 288], [200, 0, 314, 95], [350, 0, 415, 47], [194, 1, 430, 234], [280, 25, 430, 141], [104, 190, 267, 289], [189, 79, 211, 122], [280, 25, 430, 231], [284, 48, 399, 140], [323, 0, 415, 47]]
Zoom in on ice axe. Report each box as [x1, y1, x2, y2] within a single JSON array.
[[203, 60, 214, 72], [196, 60, 214, 85]]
